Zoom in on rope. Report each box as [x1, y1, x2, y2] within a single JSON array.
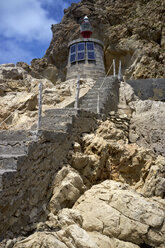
[[97, 62, 114, 114], [0, 89, 39, 128], [0, 104, 23, 128], [99, 62, 113, 91]]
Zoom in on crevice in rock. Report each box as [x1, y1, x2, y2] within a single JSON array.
[[140, 243, 152, 248]]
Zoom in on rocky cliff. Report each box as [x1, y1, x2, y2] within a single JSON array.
[[0, 74, 165, 248], [0, 0, 165, 247], [2, 112, 164, 248], [21, 0, 165, 83]]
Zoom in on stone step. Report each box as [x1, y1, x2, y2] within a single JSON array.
[[41, 115, 73, 124], [0, 169, 17, 191], [81, 98, 100, 105], [82, 93, 108, 100], [81, 94, 98, 100], [92, 85, 112, 91], [0, 142, 28, 155], [0, 130, 35, 142], [79, 107, 98, 113], [85, 87, 111, 94], [41, 122, 72, 132], [44, 108, 77, 116], [80, 103, 104, 109]]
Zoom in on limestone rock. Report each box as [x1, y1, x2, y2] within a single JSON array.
[[129, 99, 165, 156], [0, 65, 24, 80], [13, 232, 68, 248], [74, 180, 165, 247], [0, 64, 95, 130], [88, 232, 140, 248], [142, 156, 165, 198], [13, 225, 98, 248], [14, 209, 97, 248], [56, 224, 97, 248], [70, 119, 155, 189], [49, 165, 86, 214]]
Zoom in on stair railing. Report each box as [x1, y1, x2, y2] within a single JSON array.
[[74, 75, 80, 109], [97, 60, 122, 114], [37, 82, 43, 130], [118, 60, 122, 81], [97, 62, 113, 114]]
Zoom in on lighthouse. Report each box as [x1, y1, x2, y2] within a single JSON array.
[[66, 16, 105, 81]]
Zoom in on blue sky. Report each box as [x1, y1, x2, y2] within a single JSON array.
[[0, 0, 80, 65]]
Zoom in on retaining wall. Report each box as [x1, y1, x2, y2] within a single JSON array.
[[127, 78, 165, 101]]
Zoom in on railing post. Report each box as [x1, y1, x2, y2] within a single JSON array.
[[74, 75, 80, 109], [97, 91, 100, 114], [118, 60, 122, 81], [113, 59, 116, 77], [37, 82, 42, 130]]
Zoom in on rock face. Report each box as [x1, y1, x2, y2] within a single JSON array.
[[2, 112, 163, 248], [28, 0, 165, 82], [118, 80, 165, 157], [0, 1, 165, 246], [12, 180, 165, 248], [0, 64, 95, 130], [74, 180, 165, 247], [129, 99, 165, 156]]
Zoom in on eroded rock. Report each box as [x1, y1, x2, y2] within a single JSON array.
[[49, 165, 86, 214], [74, 180, 165, 247]]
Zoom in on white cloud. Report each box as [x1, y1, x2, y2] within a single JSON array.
[[0, 0, 57, 43], [0, 0, 76, 64]]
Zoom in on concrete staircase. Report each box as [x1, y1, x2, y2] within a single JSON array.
[[41, 108, 78, 131], [0, 76, 120, 237], [0, 76, 119, 191], [79, 76, 119, 114], [0, 131, 36, 191]]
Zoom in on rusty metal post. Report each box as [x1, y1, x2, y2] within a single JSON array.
[[74, 75, 80, 109]]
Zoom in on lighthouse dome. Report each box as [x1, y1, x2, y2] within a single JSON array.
[[80, 16, 93, 38]]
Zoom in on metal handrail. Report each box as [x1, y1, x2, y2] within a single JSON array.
[[97, 59, 122, 114], [74, 75, 80, 109], [97, 61, 113, 114]]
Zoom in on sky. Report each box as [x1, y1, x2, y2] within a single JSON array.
[[0, 0, 80, 65]]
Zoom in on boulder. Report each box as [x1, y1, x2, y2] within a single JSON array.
[[142, 156, 165, 198], [49, 165, 86, 214], [74, 180, 165, 247]]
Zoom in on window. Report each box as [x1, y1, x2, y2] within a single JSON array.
[[70, 42, 96, 63], [87, 42, 95, 61], [77, 42, 85, 61], [87, 42, 94, 51], [71, 45, 76, 53], [88, 51, 95, 60], [78, 43, 85, 51], [70, 45, 76, 63]]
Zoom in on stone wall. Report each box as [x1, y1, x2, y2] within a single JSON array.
[[0, 111, 99, 239], [0, 131, 72, 238], [127, 78, 165, 101]]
